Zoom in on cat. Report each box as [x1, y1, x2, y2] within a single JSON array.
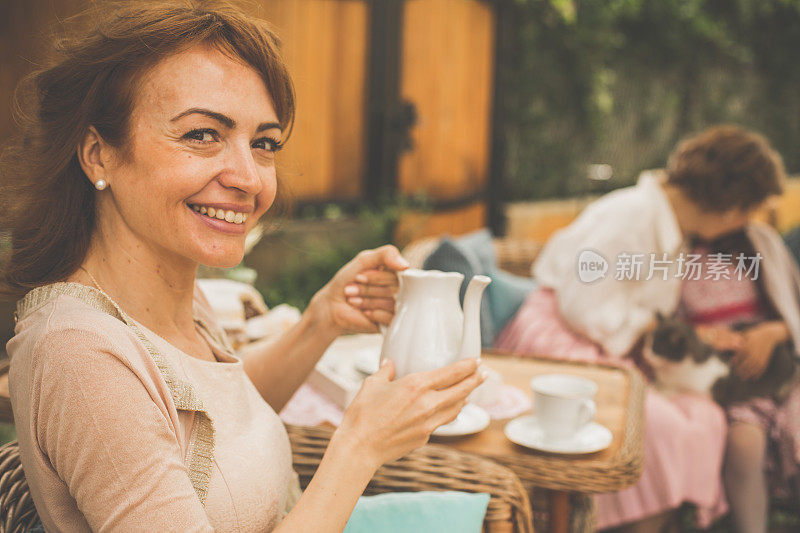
[[643, 313, 797, 406]]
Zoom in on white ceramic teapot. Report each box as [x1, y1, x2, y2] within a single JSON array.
[[379, 268, 491, 378]]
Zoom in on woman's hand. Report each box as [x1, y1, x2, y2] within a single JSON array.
[[308, 245, 410, 337], [731, 321, 789, 380], [276, 358, 485, 533], [334, 358, 486, 472], [695, 325, 746, 352]]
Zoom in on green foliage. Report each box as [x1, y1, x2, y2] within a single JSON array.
[[0, 423, 15, 446], [245, 201, 409, 310], [257, 243, 358, 310], [501, 0, 800, 200]]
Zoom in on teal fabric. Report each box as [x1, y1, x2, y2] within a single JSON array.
[[344, 491, 491, 533], [455, 228, 496, 275], [487, 267, 538, 332]]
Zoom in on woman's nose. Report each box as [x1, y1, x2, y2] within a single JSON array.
[[218, 142, 264, 195]]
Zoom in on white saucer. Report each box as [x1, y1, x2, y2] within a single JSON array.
[[432, 404, 491, 437], [504, 415, 612, 454]]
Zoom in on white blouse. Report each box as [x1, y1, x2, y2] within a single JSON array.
[[533, 171, 687, 357]]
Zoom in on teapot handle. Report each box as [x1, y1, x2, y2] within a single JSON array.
[[378, 271, 402, 337]]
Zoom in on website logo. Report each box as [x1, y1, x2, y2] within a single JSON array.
[[577, 249, 609, 283]]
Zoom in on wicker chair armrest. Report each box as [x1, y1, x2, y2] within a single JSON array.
[[286, 424, 533, 533], [493, 238, 543, 279], [0, 428, 535, 533], [0, 441, 38, 533]]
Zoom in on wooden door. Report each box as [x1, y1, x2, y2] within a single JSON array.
[[258, 0, 369, 203], [397, 0, 495, 240]]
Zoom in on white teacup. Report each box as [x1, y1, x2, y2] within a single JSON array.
[[531, 374, 597, 442]]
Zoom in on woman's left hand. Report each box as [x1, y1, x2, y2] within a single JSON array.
[[731, 321, 790, 380], [309, 245, 410, 336]]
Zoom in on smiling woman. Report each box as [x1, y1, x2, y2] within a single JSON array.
[[80, 43, 284, 268], [0, 1, 484, 532], [0, 1, 295, 295]]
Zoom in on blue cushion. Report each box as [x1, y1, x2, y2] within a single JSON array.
[[344, 491, 490, 533], [455, 228, 496, 275], [487, 267, 538, 332]]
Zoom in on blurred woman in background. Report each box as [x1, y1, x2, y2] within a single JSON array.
[[497, 125, 800, 532]]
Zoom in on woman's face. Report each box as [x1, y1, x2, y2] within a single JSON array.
[[98, 44, 281, 269]]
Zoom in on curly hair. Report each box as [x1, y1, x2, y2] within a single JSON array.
[[666, 125, 785, 213]]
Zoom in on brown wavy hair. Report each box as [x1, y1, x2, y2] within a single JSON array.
[[0, 0, 295, 299], [666, 125, 785, 213]]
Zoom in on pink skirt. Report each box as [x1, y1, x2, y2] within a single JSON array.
[[495, 287, 729, 529]]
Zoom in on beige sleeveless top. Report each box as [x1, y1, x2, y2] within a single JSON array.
[[7, 283, 300, 532]]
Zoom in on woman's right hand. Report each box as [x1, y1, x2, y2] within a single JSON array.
[[334, 358, 486, 471]]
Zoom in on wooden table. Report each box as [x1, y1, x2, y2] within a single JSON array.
[[433, 351, 646, 533]]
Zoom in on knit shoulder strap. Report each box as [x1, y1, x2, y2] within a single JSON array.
[[17, 282, 215, 505]]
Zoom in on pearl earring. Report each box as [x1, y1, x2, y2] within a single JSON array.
[[94, 179, 107, 191]]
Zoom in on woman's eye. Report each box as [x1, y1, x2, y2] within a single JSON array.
[[183, 129, 218, 143], [252, 137, 282, 153]]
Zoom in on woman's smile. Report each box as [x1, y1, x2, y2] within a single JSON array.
[[187, 202, 250, 235]]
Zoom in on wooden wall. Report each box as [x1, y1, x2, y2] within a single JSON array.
[[399, 0, 494, 199], [0, 0, 85, 147], [396, 202, 487, 244], [396, 0, 495, 241], [0, 0, 369, 204], [258, 0, 368, 202], [0, 0, 495, 237]]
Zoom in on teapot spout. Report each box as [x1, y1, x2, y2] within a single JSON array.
[[458, 275, 491, 360]]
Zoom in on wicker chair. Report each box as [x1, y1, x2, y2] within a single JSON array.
[[0, 425, 533, 533]]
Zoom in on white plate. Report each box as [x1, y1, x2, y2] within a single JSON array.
[[504, 415, 612, 454], [432, 404, 491, 437]]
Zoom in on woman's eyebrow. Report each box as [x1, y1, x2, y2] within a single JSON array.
[[256, 122, 281, 134], [171, 108, 234, 128], [170, 107, 281, 134]]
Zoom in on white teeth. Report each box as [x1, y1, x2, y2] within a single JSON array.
[[189, 204, 248, 224]]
